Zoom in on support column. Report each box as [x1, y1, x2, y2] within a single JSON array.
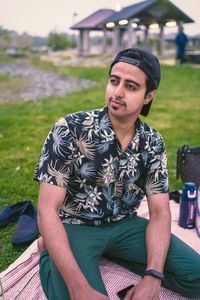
[[144, 26, 149, 44], [127, 19, 136, 48], [77, 30, 83, 56], [102, 28, 107, 54], [78, 29, 90, 56], [158, 24, 164, 57], [82, 29, 90, 56], [113, 26, 120, 52], [119, 29, 125, 49]]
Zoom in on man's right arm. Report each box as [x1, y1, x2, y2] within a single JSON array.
[[37, 182, 108, 300]]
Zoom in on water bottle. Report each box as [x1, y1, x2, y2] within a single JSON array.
[[179, 182, 197, 229], [196, 186, 200, 237]]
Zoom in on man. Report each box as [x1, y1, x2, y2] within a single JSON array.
[[175, 25, 188, 64], [35, 48, 200, 300]]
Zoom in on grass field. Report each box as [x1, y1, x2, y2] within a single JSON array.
[[0, 55, 200, 272]]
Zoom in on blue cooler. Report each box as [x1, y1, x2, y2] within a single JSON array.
[[179, 182, 197, 229]]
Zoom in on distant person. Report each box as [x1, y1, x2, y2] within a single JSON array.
[[175, 25, 188, 64]]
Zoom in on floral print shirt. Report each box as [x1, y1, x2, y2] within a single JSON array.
[[34, 106, 168, 226]]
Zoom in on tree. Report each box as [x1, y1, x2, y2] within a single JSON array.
[[47, 31, 70, 51], [0, 27, 10, 50]]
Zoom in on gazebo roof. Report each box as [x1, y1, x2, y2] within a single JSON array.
[[70, 9, 116, 30], [103, 0, 194, 27]]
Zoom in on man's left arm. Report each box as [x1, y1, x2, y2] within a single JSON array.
[[125, 193, 171, 300], [145, 192, 171, 274]]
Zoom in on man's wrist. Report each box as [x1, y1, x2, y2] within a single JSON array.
[[142, 269, 164, 281]]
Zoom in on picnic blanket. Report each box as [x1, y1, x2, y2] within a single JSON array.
[[0, 199, 200, 300]]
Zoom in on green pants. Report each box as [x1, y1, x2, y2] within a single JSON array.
[[40, 216, 200, 299]]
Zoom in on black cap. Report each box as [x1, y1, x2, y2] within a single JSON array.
[[109, 48, 161, 116]]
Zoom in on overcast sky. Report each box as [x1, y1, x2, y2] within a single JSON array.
[[0, 0, 199, 37]]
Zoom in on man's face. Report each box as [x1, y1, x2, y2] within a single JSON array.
[[105, 62, 155, 121]]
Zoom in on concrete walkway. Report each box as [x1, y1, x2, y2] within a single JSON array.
[[0, 61, 97, 103]]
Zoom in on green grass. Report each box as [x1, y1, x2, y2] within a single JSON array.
[[0, 58, 200, 272]]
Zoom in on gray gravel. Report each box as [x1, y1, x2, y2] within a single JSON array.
[[0, 61, 97, 102]]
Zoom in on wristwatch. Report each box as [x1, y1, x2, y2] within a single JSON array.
[[142, 269, 164, 281]]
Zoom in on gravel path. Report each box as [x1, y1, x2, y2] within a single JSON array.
[[0, 61, 97, 103]]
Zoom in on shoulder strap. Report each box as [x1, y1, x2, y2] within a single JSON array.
[[176, 145, 188, 179]]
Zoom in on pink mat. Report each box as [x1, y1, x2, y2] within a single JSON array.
[[0, 200, 200, 300]]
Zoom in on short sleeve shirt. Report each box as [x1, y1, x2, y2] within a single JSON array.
[[34, 106, 168, 226]]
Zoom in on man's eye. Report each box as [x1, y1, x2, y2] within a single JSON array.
[[126, 83, 137, 90], [110, 78, 118, 85]]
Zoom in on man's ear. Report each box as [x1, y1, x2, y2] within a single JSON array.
[[144, 90, 156, 104]]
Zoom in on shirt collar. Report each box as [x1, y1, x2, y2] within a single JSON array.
[[99, 106, 142, 148], [98, 106, 117, 143]]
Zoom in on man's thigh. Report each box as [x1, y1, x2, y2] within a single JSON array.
[[106, 215, 148, 264], [64, 223, 109, 285], [106, 215, 200, 275]]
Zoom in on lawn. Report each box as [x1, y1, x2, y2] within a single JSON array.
[[0, 56, 200, 272]]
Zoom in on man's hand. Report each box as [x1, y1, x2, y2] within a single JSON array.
[[124, 277, 160, 300]]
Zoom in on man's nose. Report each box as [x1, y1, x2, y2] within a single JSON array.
[[113, 84, 124, 99]]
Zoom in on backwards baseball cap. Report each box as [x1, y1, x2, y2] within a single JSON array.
[[109, 48, 161, 116]]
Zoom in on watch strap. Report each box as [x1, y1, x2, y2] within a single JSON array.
[[142, 269, 164, 281]]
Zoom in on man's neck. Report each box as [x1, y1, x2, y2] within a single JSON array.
[[109, 113, 137, 151]]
